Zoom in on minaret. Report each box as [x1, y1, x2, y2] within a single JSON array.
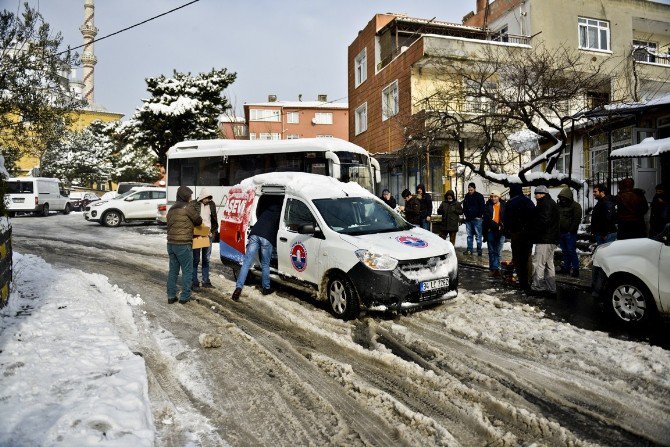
[[80, 0, 98, 106]]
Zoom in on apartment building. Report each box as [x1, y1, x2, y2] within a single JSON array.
[[218, 116, 248, 139], [244, 96, 348, 141], [348, 1, 670, 200]]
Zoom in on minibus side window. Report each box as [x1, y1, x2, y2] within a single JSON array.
[[167, 159, 181, 186], [198, 157, 225, 186], [284, 198, 316, 232]]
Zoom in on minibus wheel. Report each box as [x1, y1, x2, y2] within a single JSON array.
[[327, 273, 360, 320]]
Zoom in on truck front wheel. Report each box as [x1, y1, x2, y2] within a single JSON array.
[[327, 273, 360, 320]]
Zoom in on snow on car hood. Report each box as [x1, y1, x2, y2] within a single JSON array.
[[338, 227, 451, 261]]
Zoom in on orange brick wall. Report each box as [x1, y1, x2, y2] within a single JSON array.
[[348, 15, 425, 155]]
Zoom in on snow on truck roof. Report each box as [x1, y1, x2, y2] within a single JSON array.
[[167, 137, 370, 159], [239, 172, 375, 200]]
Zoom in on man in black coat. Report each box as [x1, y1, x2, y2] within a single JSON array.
[[231, 199, 282, 301], [503, 184, 535, 290], [380, 189, 397, 209], [530, 185, 560, 297], [591, 183, 617, 245], [462, 182, 486, 256], [416, 184, 432, 231]]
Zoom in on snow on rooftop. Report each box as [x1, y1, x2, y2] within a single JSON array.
[[244, 101, 348, 109], [610, 136, 670, 158], [239, 172, 374, 199], [604, 92, 670, 111], [218, 115, 245, 123]]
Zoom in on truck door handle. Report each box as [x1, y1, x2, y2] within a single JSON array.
[[279, 237, 287, 242]]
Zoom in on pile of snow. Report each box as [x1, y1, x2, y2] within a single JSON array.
[[507, 129, 540, 153], [0, 253, 154, 446]]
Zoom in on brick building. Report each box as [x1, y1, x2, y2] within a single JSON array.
[[218, 116, 248, 139], [243, 96, 348, 141]]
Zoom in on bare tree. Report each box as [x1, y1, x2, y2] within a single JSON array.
[[405, 43, 613, 189]]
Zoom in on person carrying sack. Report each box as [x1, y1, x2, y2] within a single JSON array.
[[191, 188, 219, 289]]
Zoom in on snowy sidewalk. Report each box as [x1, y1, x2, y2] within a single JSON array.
[[0, 253, 154, 446]]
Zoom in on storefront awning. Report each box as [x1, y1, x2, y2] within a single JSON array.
[[609, 137, 670, 159]]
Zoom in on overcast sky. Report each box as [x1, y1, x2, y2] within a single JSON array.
[[13, 0, 474, 119]]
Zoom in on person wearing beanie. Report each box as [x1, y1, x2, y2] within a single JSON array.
[[462, 182, 486, 256], [437, 190, 463, 245], [401, 189, 422, 225], [483, 190, 505, 276], [190, 188, 219, 289], [503, 184, 535, 290], [380, 189, 397, 209], [530, 185, 559, 298], [166, 186, 203, 304], [557, 186, 582, 278]]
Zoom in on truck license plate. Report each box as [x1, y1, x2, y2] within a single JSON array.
[[420, 278, 448, 292], [12, 198, 24, 203]]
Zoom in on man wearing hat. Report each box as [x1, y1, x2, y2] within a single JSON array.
[[530, 185, 560, 297], [483, 189, 505, 276], [191, 188, 219, 289]]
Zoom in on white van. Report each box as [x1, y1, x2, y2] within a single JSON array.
[[219, 172, 458, 319], [6, 177, 73, 216]]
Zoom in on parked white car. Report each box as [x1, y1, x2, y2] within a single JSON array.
[[6, 177, 73, 216], [219, 172, 458, 319], [83, 187, 167, 227], [592, 225, 670, 326]]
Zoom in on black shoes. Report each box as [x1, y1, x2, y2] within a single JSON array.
[[231, 288, 241, 301], [202, 282, 215, 288], [261, 287, 274, 295], [192, 281, 200, 290], [463, 250, 472, 255], [179, 298, 191, 304], [168, 297, 178, 304], [571, 270, 580, 278]]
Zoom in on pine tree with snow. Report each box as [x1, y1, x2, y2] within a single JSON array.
[[124, 68, 236, 165]]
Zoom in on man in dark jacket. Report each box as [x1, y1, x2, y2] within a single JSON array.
[[380, 189, 397, 209], [503, 184, 535, 290], [530, 185, 560, 297], [616, 178, 648, 240], [416, 184, 432, 230], [191, 188, 219, 289], [557, 186, 582, 277], [401, 189, 421, 225], [591, 184, 617, 245], [437, 190, 463, 245], [462, 182, 486, 256], [483, 190, 505, 276], [167, 186, 203, 304], [650, 184, 670, 238], [231, 199, 282, 301]]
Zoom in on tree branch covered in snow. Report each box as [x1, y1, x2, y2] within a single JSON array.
[[406, 43, 611, 188], [122, 68, 236, 165]]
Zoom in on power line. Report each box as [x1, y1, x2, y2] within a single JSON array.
[[58, 0, 200, 55]]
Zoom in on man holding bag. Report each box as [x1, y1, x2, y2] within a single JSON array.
[[191, 188, 219, 289]]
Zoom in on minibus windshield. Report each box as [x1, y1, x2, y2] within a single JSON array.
[[313, 197, 412, 236]]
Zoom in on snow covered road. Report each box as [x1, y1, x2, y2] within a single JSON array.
[[6, 213, 670, 446]]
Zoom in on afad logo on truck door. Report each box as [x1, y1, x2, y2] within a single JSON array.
[[396, 235, 428, 248], [290, 242, 307, 272]]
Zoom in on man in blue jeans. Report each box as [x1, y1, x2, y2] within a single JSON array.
[[231, 201, 282, 302], [462, 182, 485, 256], [166, 186, 203, 304]]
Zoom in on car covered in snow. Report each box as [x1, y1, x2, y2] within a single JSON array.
[[219, 172, 458, 319], [83, 187, 166, 227], [592, 224, 670, 326]]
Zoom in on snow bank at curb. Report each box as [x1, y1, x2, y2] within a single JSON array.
[[0, 253, 154, 446]]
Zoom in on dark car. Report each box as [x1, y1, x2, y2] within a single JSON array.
[[68, 192, 100, 211]]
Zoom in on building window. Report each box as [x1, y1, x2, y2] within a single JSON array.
[[287, 112, 300, 124], [355, 103, 367, 135], [313, 112, 333, 125], [555, 147, 571, 174], [316, 135, 333, 138], [286, 134, 300, 139], [259, 133, 271, 140], [249, 133, 257, 140], [250, 109, 280, 122], [233, 125, 247, 137], [355, 48, 367, 87], [382, 80, 399, 121], [578, 17, 609, 51], [633, 40, 657, 63]]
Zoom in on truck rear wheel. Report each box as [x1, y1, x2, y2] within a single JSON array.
[[327, 273, 360, 320]]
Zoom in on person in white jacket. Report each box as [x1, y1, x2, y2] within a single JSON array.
[[190, 188, 219, 289]]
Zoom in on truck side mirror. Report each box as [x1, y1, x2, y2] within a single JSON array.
[[298, 223, 315, 234]]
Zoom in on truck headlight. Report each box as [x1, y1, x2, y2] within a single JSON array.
[[355, 250, 398, 271]]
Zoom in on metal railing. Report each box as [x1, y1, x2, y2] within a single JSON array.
[[490, 33, 530, 46]]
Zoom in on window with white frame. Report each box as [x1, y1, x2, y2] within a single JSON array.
[[355, 103, 367, 135], [555, 146, 571, 174], [250, 109, 280, 122], [578, 17, 610, 51], [382, 80, 399, 121], [313, 112, 333, 124], [355, 48, 367, 87], [233, 125, 247, 137], [249, 133, 257, 140], [633, 40, 657, 63], [271, 133, 280, 140], [287, 112, 300, 124], [286, 134, 300, 139], [259, 133, 271, 140]]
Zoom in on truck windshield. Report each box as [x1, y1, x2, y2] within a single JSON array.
[[7, 181, 33, 194], [313, 197, 412, 236]]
